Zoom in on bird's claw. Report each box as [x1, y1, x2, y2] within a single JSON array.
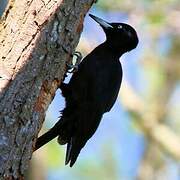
[[67, 51, 82, 73]]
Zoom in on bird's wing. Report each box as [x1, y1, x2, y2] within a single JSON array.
[[64, 54, 122, 166], [85, 57, 122, 113], [65, 102, 102, 167]]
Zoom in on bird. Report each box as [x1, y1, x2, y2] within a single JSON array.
[[35, 14, 139, 167]]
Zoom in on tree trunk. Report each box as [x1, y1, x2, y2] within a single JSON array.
[[0, 0, 94, 179]]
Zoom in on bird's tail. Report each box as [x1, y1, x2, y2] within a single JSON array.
[[34, 124, 60, 151], [34, 106, 74, 151], [35, 105, 101, 167], [63, 107, 103, 167], [65, 137, 86, 167]]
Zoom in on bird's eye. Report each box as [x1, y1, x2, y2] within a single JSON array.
[[118, 25, 123, 29]]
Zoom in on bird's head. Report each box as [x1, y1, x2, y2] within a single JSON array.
[[89, 14, 139, 55]]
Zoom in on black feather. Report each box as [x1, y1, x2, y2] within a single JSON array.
[[35, 14, 138, 167]]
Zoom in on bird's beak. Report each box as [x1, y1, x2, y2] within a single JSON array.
[[89, 14, 113, 29]]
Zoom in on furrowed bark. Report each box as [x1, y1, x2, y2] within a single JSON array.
[[0, 0, 95, 178]]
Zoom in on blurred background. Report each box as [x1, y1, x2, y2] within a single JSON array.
[[1, 0, 180, 179]]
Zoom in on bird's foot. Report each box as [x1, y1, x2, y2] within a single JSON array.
[[67, 51, 82, 73]]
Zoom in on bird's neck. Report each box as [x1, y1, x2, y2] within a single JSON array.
[[100, 41, 126, 58]]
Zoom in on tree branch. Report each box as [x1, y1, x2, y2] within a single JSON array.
[[119, 82, 180, 160]]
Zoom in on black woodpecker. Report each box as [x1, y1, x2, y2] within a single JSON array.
[[35, 14, 139, 167]]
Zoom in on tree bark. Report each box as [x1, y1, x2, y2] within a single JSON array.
[[0, 0, 94, 179]]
